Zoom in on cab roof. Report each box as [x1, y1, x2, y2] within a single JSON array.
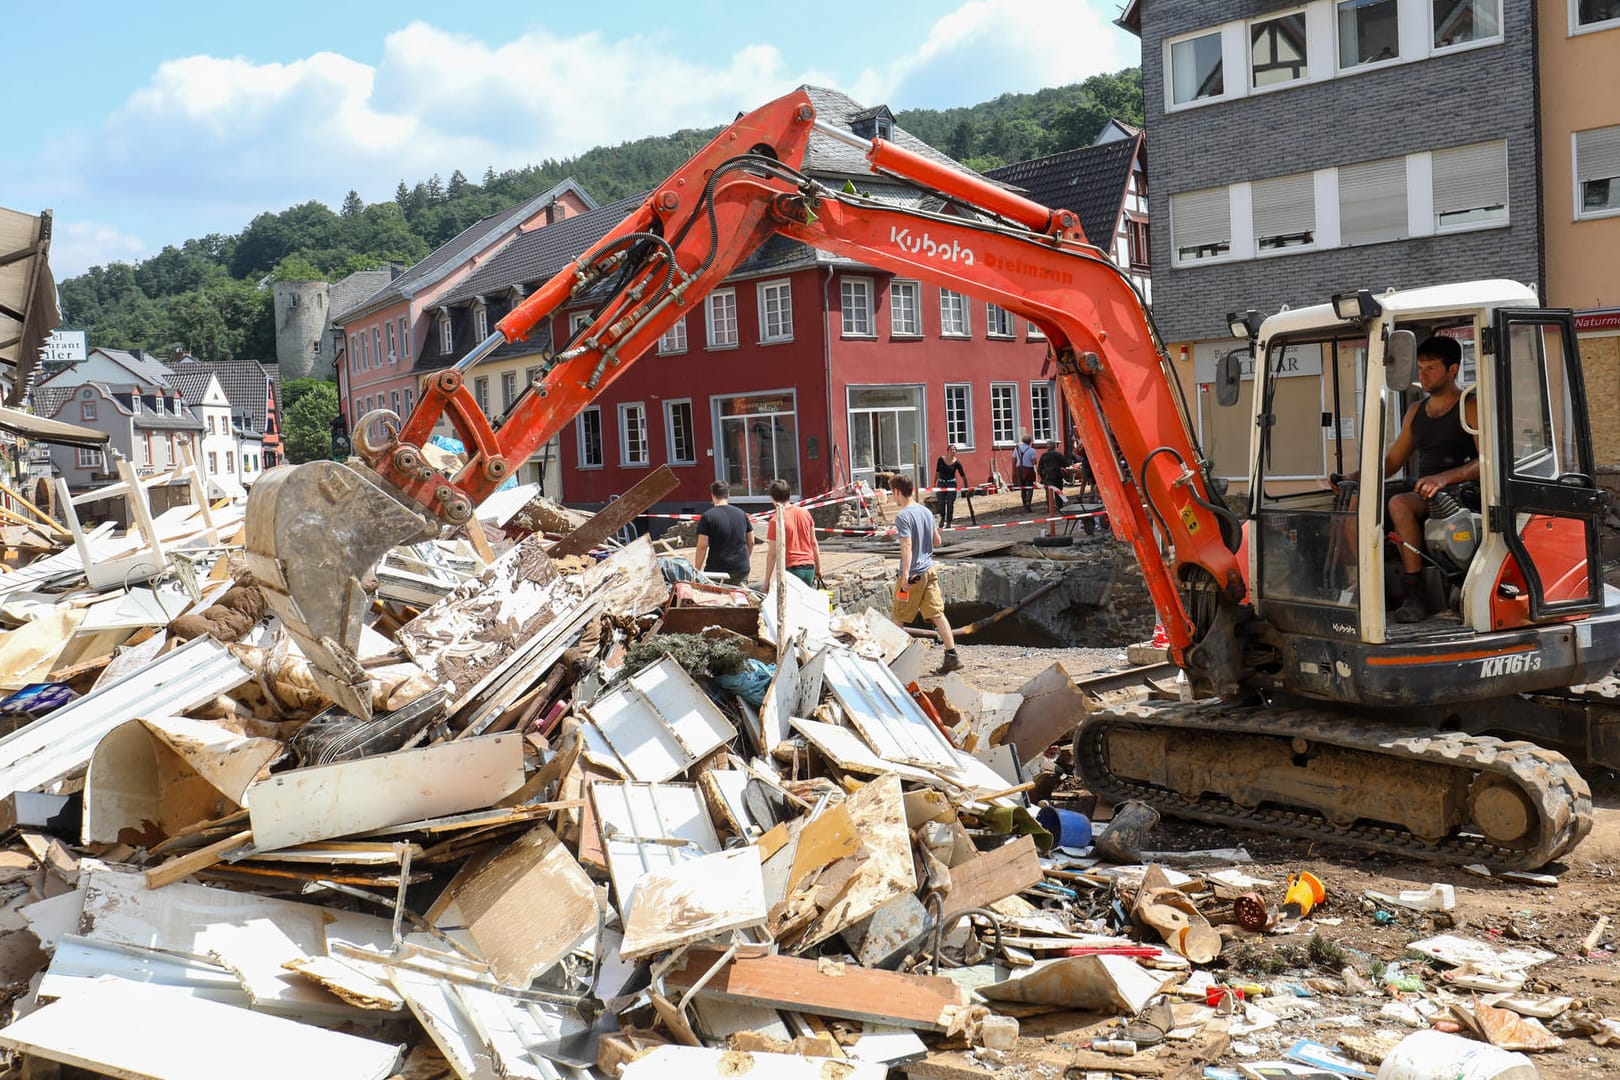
[[1258, 279, 1539, 340]]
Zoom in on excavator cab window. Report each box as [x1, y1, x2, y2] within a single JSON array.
[[1250, 335, 1366, 633]]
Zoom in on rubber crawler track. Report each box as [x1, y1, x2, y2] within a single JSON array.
[[1075, 700, 1593, 870]]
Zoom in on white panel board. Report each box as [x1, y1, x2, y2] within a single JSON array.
[[0, 977, 402, 1080], [247, 734, 525, 850]]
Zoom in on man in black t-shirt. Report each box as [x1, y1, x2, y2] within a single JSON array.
[[694, 480, 755, 585]]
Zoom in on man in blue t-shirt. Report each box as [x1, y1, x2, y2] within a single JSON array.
[[890, 474, 961, 672], [694, 481, 754, 585]]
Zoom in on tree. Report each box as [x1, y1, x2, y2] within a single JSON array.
[[447, 170, 470, 199], [341, 190, 364, 218], [394, 181, 411, 212], [282, 380, 339, 463]]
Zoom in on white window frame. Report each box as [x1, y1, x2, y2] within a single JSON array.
[[1027, 321, 1047, 340], [399, 316, 410, 359], [985, 303, 1016, 339], [1430, 0, 1503, 54], [1248, 8, 1311, 91], [1570, 0, 1620, 35], [665, 398, 697, 465], [990, 382, 1019, 447], [757, 279, 793, 344], [361, 332, 370, 370], [657, 317, 688, 355], [1166, 27, 1231, 109], [711, 389, 799, 500], [404, 387, 414, 416], [890, 280, 921, 337], [391, 390, 401, 419], [944, 383, 974, 450], [1030, 382, 1055, 444], [501, 371, 517, 410], [80, 399, 96, 421], [474, 376, 489, 413], [706, 288, 739, 349], [841, 277, 875, 337], [474, 304, 489, 341], [439, 314, 453, 354], [1335, 0, 1402, 72], [1574, 125, 1620, 221], [568, 310, 591, 338], [386, 320, 397, 363], [619, 402, 649, 467], [373, 328, 383, 369], [77, 446, 102, 469], [939, 289, 971, 338], [349, 334, 359, 371], [577, 406, 604, 469]]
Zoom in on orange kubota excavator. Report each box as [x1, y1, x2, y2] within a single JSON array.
[[246, 88, 1620, 870]]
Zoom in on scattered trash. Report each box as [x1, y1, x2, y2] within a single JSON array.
[[1374, 1029, 1540, 1080], [1365, 883, 1455, 912]]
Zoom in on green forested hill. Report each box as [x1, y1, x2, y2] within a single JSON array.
[[57, 69, 1142, 366]]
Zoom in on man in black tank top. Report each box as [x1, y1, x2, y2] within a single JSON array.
[[1337, 335, 1478, 623]]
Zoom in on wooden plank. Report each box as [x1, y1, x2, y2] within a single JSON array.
[[939, 836, 1044, 922], [144, 829, 253, 889], [448, 824, 598, 986], [663, 948, 968, 1031], [549, 464, 677, 558]]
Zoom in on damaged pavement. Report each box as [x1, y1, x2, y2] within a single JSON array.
[[0, 477, 1614, 1080]]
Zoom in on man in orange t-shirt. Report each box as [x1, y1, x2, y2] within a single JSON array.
[[763, 478, 822, 587]]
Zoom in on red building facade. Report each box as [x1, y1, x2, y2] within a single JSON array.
[[555, 260, 1055, 511]]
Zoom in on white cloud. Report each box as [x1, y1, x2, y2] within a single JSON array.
[[37, 1, 1137, 276], [51, 220, 148, 279], [851, 0, 1136, 106]]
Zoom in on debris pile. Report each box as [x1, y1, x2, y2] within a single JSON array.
[[0, 480, 1612, 1079]]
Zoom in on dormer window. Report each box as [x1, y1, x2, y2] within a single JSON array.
[[439, 312, 454, 355], [131, 394, 142, 415], [474, 302, 489, 340], [849, 105, 895, 143]]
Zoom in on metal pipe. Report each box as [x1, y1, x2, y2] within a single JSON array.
[[452, 330, 509, 373]]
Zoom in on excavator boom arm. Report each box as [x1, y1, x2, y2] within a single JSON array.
[[250, 89, 1249, 715]]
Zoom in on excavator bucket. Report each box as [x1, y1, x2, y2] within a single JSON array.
[[244, 460, 439, 720]]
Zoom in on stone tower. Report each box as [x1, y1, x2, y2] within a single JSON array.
[[273, 280, 331, 382]]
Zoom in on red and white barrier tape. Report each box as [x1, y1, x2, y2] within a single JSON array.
[[811, 508, 1108, 536]]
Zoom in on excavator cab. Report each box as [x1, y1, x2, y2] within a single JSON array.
[[1240, 280, 1616, 708]]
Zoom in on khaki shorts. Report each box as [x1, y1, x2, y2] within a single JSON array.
[[892, 566, 945, 624]]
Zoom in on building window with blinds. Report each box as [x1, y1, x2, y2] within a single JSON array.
[[1432, 140, 1508, 231], [1575, 125, 1620, 219], [1170, 187, 1232, 265], [1252, 172, 1317, 251], [1338, 157, 1408, 245]]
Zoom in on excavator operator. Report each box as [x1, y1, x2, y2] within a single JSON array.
[[1335, 335, 1479, 623]]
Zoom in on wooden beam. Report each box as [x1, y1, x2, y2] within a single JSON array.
[[939, 836, 1043, 922], [144, 828, 253, 889], [663, 948, 968, 1031], [549, 465, 676, 558], [0, 481, 68, 537]]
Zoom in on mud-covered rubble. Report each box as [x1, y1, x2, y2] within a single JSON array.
[[0, 482, 1612, 1079]]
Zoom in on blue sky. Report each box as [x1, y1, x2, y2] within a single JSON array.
[[4, 1, 1138, 279]]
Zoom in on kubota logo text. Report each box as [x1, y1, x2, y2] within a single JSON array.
[[891, 227, 974, 265]]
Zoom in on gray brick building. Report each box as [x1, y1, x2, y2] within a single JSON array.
[[1123, 0, 1540, 346]]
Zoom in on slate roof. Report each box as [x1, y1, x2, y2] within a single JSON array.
[[328, 267, 402, 323], [167, 370, 220, 409], [92, 348, 177, 387], [35, 385, 73, 420], [801, 86, 979, 181], [335, 179, 597, 323], [985, 135, 1142, 248], [167, 358, 277, 434]]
